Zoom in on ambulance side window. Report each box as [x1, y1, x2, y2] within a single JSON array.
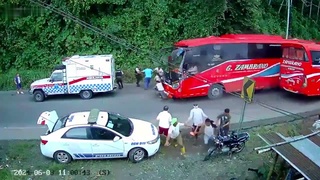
[[51, 72, 63, 82]]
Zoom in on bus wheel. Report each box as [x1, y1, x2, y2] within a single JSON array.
[[208, 84, 224, 99]]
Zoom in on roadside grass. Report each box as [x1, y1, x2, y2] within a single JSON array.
[[0, 121, 305, 180]]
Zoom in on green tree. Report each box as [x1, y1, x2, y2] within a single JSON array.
[[0, 0, 320, 90]]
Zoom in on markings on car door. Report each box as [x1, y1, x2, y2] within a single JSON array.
[[131, 142, 146, 145], [151, 124, 155, 135], [73, 153, 123, 158]]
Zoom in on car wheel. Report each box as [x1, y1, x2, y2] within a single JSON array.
[[128, 148, 146, 163], [34, 90, 45, 102], [208, 84, 224, 99], [53, 151, 72, 164], [79, 90, 93, 99]]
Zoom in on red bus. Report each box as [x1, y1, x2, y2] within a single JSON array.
[[163, 34, 289, 99], [280, 41, 320, 96]]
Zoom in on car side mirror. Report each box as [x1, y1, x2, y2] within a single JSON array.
[[49, 78, 53, 82], [113, 136, 120, 142]]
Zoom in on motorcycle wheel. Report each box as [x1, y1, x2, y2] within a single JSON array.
[[234, 142, 245, 153], [203, 147, 217, 161]]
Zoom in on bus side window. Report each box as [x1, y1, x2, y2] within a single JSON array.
[[248, 43, 282, 59], [266, 45, 282, 58], [188, 44, 215, 72], [311, 51, 320, 65], [220, 43, 248, 61]]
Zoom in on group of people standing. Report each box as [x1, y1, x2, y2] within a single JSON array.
[[134, 66, 164, 88], [115, 66, 165, 92], [156, 104, 231, 155]]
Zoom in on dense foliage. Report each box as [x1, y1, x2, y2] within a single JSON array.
[[1, 0, 320, 90]]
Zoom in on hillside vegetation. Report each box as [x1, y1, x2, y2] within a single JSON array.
[[0, 0, 320, 90]]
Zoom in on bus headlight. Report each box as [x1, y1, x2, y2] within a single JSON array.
[[172, 82, 180, 89]]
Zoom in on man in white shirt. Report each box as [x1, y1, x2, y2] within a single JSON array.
[[154, 67, 164, 77], [164, 117, 187, 155], [188, 104, 208, 140], [156, 106, 172, 137]]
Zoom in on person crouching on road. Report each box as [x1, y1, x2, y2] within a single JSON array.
[[154, 74, 161, 83], [155, 80, 167, 99], [156, 105, 172, 138], [188, 104, 208, 142], [115, 69, 124, 89], [154, 67, 164, 81], [164, 118, 187, 155]]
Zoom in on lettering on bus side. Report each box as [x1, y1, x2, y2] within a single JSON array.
[[230, 63, 268, 71], [282, 60, 302, 67]]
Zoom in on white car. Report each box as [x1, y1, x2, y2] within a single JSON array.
[[37, 108, 160, 164]]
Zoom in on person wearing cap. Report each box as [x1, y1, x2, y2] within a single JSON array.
[[188, 104, 208, 141], [164, 117, 187, 155], [156, 105, 172, 137]]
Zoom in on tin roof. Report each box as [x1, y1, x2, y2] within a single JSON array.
[[259, 131, 320, 180]]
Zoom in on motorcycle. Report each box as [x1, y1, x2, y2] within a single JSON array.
[[203, 131, 250, 161]]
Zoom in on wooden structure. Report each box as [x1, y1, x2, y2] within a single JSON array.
[[256, 130, 320, 180]]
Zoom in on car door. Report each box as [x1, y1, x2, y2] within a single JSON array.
[[89, 126, 125, 159], [48, 71, 67, 95], [60, 126, 93, 159]]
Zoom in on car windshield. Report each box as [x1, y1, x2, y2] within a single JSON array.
[[106, 113, 133, 137], [52, 115, 69, 132]]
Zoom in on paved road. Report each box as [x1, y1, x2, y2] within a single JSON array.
[[1, 84, 320, 139]]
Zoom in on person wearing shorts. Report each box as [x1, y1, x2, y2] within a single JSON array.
[[164, 118, 186, 155], [156, 105, 172, 137], [14, 74, 23, 94]]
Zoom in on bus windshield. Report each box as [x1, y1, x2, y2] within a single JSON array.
[[165, 48, 186, 83], [170, 48, 185, 70]]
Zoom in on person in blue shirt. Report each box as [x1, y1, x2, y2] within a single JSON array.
[[142, 68, 153, 90]]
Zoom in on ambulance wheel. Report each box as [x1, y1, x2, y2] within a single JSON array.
[[208, 84, 224, 99], [34, 90, 45, 102], [80, 90, 93, 99]]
